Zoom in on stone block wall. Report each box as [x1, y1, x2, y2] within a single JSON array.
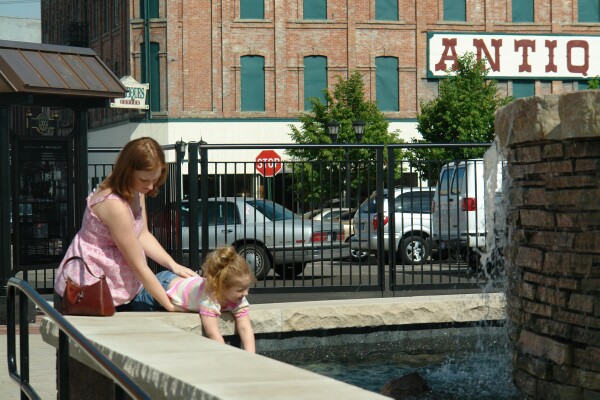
[[495, 91, 600, 399]]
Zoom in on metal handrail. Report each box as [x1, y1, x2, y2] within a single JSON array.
[[6, 277, 150, 400]]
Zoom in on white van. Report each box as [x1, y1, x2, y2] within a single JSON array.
[[431, 159, 503, 269]]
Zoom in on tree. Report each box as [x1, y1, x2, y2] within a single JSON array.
[[414, 52, 512, 163], [587, 76, 600, 89], [408, 52, 512, 184], [288, 71, 402, 208]]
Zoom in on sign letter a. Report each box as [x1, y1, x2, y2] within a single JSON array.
[[435, 38, 459, 71]]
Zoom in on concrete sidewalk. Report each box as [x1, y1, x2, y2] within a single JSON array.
[[1, 318, 57, 400]]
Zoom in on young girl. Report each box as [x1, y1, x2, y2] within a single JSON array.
[[139, 245, 256, 352]]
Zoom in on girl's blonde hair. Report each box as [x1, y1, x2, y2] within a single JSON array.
[[99, 137, 168, 203], [203, 246, 256, 303]]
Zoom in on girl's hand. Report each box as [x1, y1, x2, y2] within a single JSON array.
[[163, 303, 187, 312], [171, 263, 200, 278]]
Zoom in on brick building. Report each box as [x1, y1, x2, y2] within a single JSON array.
[[40, 0, 600, 156]]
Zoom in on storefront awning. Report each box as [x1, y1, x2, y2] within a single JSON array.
[[0, 39, 126, 108]]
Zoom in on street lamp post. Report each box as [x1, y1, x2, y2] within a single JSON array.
[[174, 140, 187, 263], [328, 120, 365, 209]]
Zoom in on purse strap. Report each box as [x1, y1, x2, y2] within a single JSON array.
[[61, 256, 104, 282]]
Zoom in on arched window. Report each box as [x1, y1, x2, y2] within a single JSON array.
[[304, 56, 327, 110], [376, 57, 399, 112], [241, 56, 265, 111]]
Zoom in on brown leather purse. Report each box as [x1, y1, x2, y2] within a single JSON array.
[[61, 256, 116, 317]]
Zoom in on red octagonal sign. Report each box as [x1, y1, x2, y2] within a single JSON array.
[[255, 150, 282, 177]]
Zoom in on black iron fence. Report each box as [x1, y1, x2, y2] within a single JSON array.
[[145, 142, 504, 296], [14, 142, 506, 297]]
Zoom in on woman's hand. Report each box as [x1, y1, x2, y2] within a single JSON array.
[[171, 263, 200, 278]]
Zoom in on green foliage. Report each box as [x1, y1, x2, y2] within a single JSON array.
[[415, 53, 511, 157], [411, 52, 512, 182], [587, 76, 600, 89], [287, 71, 403, 207]]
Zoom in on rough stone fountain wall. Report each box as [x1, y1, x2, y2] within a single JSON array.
[[495, 91, 600, 399]]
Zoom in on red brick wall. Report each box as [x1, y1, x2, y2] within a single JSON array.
[[42, 1, 600, 127]]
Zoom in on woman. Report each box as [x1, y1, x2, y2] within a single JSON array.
[[54, 137, 198, 312]]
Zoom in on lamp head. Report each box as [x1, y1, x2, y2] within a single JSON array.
[[327, 120, 340, 143], [352, 120, 365, 143]]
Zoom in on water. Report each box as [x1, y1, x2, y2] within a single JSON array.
[[292, 345, 522, 399]]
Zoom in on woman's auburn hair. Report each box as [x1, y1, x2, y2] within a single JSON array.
[[203, 246, 255, 304], [99, 137, 168, 202]]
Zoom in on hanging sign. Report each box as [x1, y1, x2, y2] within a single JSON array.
[[110, 76, 149, 109]]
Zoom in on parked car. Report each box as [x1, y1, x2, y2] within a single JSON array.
[[303, 207, 368, 261], [431, 159, 505, 271], [350, 187, 435, 264], [303, 208, 355, 238], [180, 198, 348, 279]]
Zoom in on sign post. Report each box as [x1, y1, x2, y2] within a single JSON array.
[[255, 150, 282, 200]]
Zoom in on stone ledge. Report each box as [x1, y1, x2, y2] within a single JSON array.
[[41, 293, 505, 400], [182, 292, 506, 336]]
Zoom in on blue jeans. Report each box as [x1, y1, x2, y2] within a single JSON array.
[[125, 270, 178, 312]]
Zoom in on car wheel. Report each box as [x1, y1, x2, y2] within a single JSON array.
[[400, 235, 429, 265], [237, 244, 271, 280], [350, 248, 370, 262], [273, 263, 305, 279]]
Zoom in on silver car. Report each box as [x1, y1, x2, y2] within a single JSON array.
[[181, 198, 348, 279], [350, 187, 435, 265]]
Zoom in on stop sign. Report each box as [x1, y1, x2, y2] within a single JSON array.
[[255, 150, 282, 177]]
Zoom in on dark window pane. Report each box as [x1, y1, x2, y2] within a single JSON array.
[[513, 0, 534, 22], [376, 0, 398, 21], [304, 0, 327, 19], [140, 0, 159, 18], [241, 0, 264, 19], [304, 56, 327, 110], [376, 57, 399, 111], [513, 80, 535, 98], [241, 56, 265, 111], [444, 0, 466, 21], [141, 42, 161, 111], [579, 0, 600, 22]]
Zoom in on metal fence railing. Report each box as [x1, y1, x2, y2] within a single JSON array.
[[13, 142, 507, 297], [151, 142, 504, 295], [6, 277, 150, 399]]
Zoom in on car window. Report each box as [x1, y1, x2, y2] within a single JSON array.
[[180, 202, 239, 227], [323, 210, 343, 220], [395, 191, 433, 214], [339, 211, 352, 221], [359, 192, 388, 214], [438, 168, 451, 196], [246, 199, 297, 221], [452, 167, 466, 195]]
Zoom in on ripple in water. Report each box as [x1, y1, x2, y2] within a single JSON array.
[[293, 348, 522, 399]]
